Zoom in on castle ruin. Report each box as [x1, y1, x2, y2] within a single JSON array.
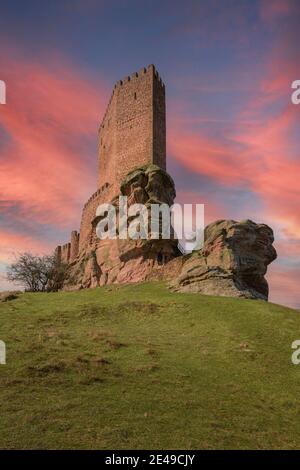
[[55, 64, 167, 264], [54, 65, 276, 300]]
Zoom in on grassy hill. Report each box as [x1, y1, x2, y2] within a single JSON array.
[[0, 282, 300, 450]]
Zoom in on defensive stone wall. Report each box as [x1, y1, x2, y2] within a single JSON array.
[[79, 183, 112, 251]]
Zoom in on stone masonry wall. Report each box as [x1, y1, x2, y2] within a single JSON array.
[[98, 64, 166, 193], [61, 243, 71, 263], [70, 231, 80, 262], [153, 71, 166, 170], [79, 183, 113, 251]]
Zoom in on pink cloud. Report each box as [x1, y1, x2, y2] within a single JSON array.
[[267, 265, 300, 309], [0, 46, 107, 231], [169, 66, 300, 238], [0, 229, 52, 264], [168, 31, 300, 308]]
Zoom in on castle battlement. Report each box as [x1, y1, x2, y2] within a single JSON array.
[[99, 65, 165, 131], [83, 182, 111, 210], [116, 64, 165, 90]]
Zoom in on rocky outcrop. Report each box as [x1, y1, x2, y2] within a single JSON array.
[[59, 164, 277, 301], [120, 163, 176, 206], [0, 291, 20, 302], [170, 219, 277, 300], [62, 164, 180, 290]]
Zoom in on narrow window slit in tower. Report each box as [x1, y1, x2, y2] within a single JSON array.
[[157, 252, 164, 265]]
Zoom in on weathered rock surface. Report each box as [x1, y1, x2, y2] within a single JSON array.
[[63, 164, 180, 290], [60, 164, 277, 301], [120, 163, 176, 206], [170, 219, 277, 300], [0, 291, 20, 302]]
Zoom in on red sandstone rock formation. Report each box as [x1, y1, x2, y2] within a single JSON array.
[[53, 65, 277, 300], [62, 164, 181, 290], [58, 165, 277, 301], [170, 219, 277, 300]]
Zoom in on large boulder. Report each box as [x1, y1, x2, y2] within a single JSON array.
[[0, 291, 20, 302], [171, 219, 277, 300], [120, 164, 176, 207]]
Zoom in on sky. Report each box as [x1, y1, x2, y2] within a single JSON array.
[[0, 0, 299, 308]]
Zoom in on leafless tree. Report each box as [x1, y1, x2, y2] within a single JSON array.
[[6, 253, 67, 292]]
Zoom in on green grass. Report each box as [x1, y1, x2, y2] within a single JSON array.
[[1, 282, 300, 449]]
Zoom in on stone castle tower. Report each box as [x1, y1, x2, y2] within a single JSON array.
[[98, 64, 166, 193], [56, 64, 167, 263]]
